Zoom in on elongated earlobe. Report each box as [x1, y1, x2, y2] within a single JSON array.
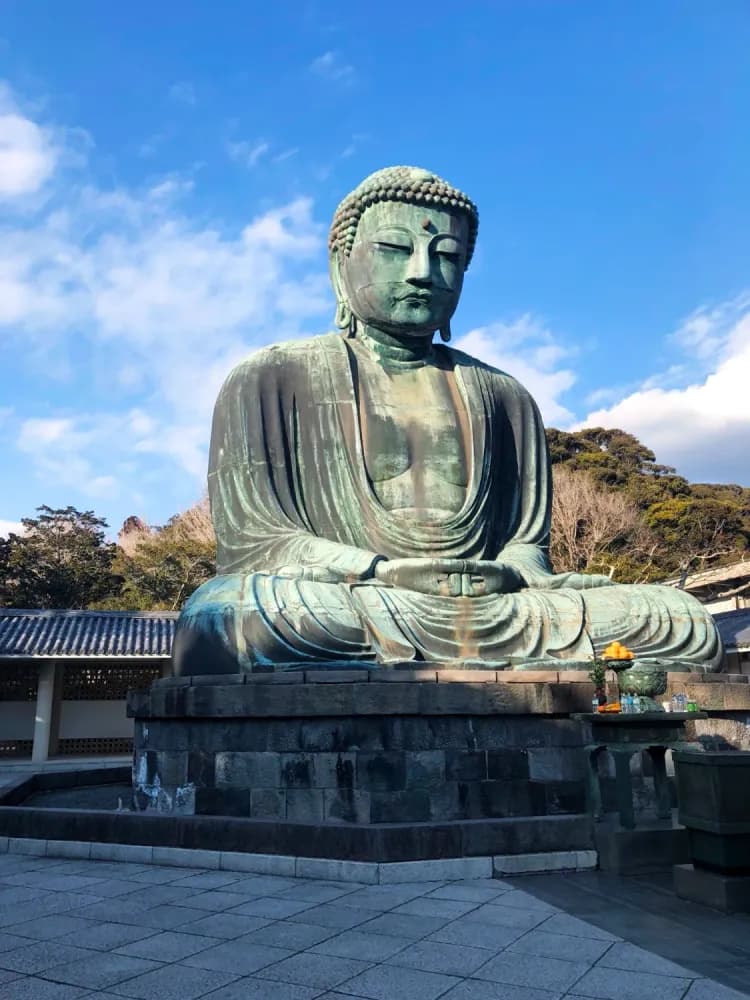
[[439, 321, 452, 343], [335, 297, 351, 330]]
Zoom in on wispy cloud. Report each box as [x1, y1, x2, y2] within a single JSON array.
[[168, 81, 197, 106], [227, 138, 270, 168], [310, 51, 354, 82], [138, 131, 168, 159], [272, 147, 299, 164]]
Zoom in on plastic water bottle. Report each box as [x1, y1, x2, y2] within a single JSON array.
[[622, 693, 632, 714]]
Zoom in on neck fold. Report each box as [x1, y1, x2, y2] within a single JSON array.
[[360, 324, 435, 369]]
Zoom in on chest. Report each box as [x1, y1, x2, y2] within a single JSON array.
[[353, 357, 470, 487]]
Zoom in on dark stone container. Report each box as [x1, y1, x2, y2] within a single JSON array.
[[673, 749, 750, 875]]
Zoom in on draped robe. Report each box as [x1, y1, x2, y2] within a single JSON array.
[[172, 333, 722, 673]]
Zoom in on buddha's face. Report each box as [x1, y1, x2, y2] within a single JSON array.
[[338, 201, 469, 337]]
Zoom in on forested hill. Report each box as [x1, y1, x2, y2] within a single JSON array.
[[1, 429, 748, 609], [546, 428, 750, 583]]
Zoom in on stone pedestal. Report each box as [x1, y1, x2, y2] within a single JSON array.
[[674, 863, 750, 914], [595, 815, 690, 875], [126, 666, 597, 860]]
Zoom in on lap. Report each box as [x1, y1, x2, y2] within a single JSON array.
[[175, 573, 720, 672]]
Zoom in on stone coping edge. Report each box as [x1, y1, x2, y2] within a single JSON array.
[[155, 668, 734, 687], [0, 835, 597, 884]]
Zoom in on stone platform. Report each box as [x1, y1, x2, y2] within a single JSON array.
[[128, 667, 600, 827]]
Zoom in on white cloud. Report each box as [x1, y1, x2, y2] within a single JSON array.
[[227, 139, 270, 168], [0, 84, 58, 200], [581, 296, 750, 484], [455, 315, 577, 425], [310, 51, 354, 82], [0, 519, 24, 537], [0, 81, 331, 524]]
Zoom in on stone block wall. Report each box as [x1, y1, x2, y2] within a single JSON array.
[[132, 716, 589, 822], [130, 668, 592, 822]]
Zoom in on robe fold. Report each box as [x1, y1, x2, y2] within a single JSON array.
[[173, 333, 722, 672]]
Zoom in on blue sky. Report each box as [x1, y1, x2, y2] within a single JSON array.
[[1, 1, 749, 536]]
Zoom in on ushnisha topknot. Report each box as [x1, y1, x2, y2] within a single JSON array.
[[329, 166, 479, 270]]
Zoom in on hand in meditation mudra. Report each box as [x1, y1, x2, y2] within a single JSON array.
[[173, 166, 721, 674]]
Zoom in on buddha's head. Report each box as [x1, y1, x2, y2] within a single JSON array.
[[329, 166, 478, 341]]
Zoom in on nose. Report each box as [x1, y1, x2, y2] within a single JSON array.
[[405, 241, 432, 286]]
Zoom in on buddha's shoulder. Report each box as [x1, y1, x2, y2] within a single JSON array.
[[443, 345, 536, 400], [222, 333, 340, 382]]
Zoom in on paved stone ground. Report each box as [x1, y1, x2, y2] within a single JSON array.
[[0, 852, 747, 999]]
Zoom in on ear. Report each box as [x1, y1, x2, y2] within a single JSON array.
[[330, 251, 352, 330]]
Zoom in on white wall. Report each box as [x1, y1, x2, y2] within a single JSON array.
[[0, 700, 132, 742], [60, 700, 132, 739]]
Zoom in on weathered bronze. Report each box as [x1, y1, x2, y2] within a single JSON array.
[[172, 166, 722, 674]]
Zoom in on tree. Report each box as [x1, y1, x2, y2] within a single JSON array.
[[546, 426, 750, 579], [645, 496, 748, 577], [0, 506, 119, 609], [550, 466, 662, 581], [111, 498, 216, 611]]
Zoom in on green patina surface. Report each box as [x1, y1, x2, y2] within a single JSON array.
[[172, 166, 722, 676]]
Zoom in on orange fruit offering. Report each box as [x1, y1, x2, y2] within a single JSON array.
[[602, 641, 634, 661]]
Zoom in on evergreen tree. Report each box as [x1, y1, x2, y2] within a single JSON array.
[[0, 506, 119, 609]]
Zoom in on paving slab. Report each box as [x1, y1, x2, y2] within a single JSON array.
[[425, 882, 508, 903], [105, 962, 238, 999], [182, 937, 293, 975], [286, 902, 375, 930], [241, 919, 337, 950], [427, 919, 526, 950], [258, 951, 372, 990], [44, 953, 163, 989], [0, 977, 89, 999], [115, 929, 222, 961], [330, 962, 461, 999], [387, 939, 491, 976], [7, 913, 94, 940], [474, 951, 593, 992], [392, 896, 478, 919], [229, 895, 318, 918], [310, 929, 408, 962], [56, 921, 159, 951], [0, 938, 93, 974], [536, 912, 621, 941], [442, 983, 565, 1000], [202, 980, 319, 1000], [683, 981, 750, 1000], [571, 965, 692, 999], [597, 939, 697, 977], [177, 911, 272, 939], [507, 927, 613, 963], [356, 911, 450, 939]]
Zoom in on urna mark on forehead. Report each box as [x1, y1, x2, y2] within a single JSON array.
[[329, 165, 479, 267], [353, 199, 469, 245]]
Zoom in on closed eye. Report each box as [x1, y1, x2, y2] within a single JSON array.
[[374, 241, 411, 253]]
